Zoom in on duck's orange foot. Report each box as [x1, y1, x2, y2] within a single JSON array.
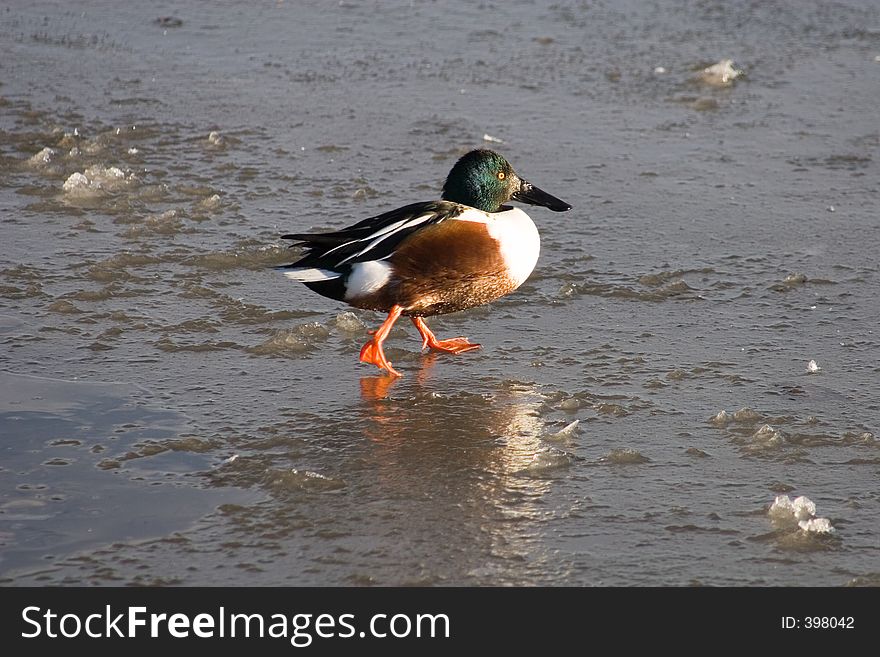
[[411, 317, 481, 355], [359, 305, 404, 377], [425, 336, 482, 354], [359, 338, 402, 377]]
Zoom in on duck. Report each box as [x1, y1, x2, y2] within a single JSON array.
[[279, 149, 571, 377]]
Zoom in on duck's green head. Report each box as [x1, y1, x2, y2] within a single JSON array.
[[441, 149, 571, 214]]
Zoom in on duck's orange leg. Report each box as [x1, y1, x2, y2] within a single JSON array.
[[411, 316, 481, 354], [360, 305, 404, 377]]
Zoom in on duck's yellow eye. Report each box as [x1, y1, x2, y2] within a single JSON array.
[[497, 171, 506, 180]]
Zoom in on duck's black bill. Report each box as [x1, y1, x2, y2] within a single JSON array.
[[513, 180, 571, 212]]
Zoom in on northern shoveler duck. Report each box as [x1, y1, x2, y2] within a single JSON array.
[[279, 149, 571, 376]]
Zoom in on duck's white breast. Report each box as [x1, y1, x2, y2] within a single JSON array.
[[455, 207, 540, 288]]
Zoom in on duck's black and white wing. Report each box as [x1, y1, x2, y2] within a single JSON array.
[[278, 201, 463, 285]]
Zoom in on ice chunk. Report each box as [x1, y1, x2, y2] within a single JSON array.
[[769, 494, 794, 517], [100, 166, 125, 180], [545, 419, 579, 442], [732, 407, 762, 423], [249, 322, 330, 357], [29, 147, 56, 165], [798, 518, 834, 534], [121, 210, 184, 238], [698, 59, 743, 86], [334, 311, 367, 334], [769, 494, 818, 521], [752, 424, 785, 446], [482, 133, 504, 144], [62, 171, 90, 191], [62, 165, 132, 196], [559, 398, 580, 411], [194, 194, 222, 213], [265, 468, 346, 493], [807, 359, 821, 373], [709, 409, 731, 426], [791, 495, 817, 520], [521, 450, 573, 474], [602, 448, 649, 464], [770, 493, 836, 538]]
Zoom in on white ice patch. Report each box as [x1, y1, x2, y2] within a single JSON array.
[[283, 268, 340, 283], [344, 260, 392, 300]]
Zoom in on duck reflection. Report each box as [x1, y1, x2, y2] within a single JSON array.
[[350, 354, 560, 584]]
